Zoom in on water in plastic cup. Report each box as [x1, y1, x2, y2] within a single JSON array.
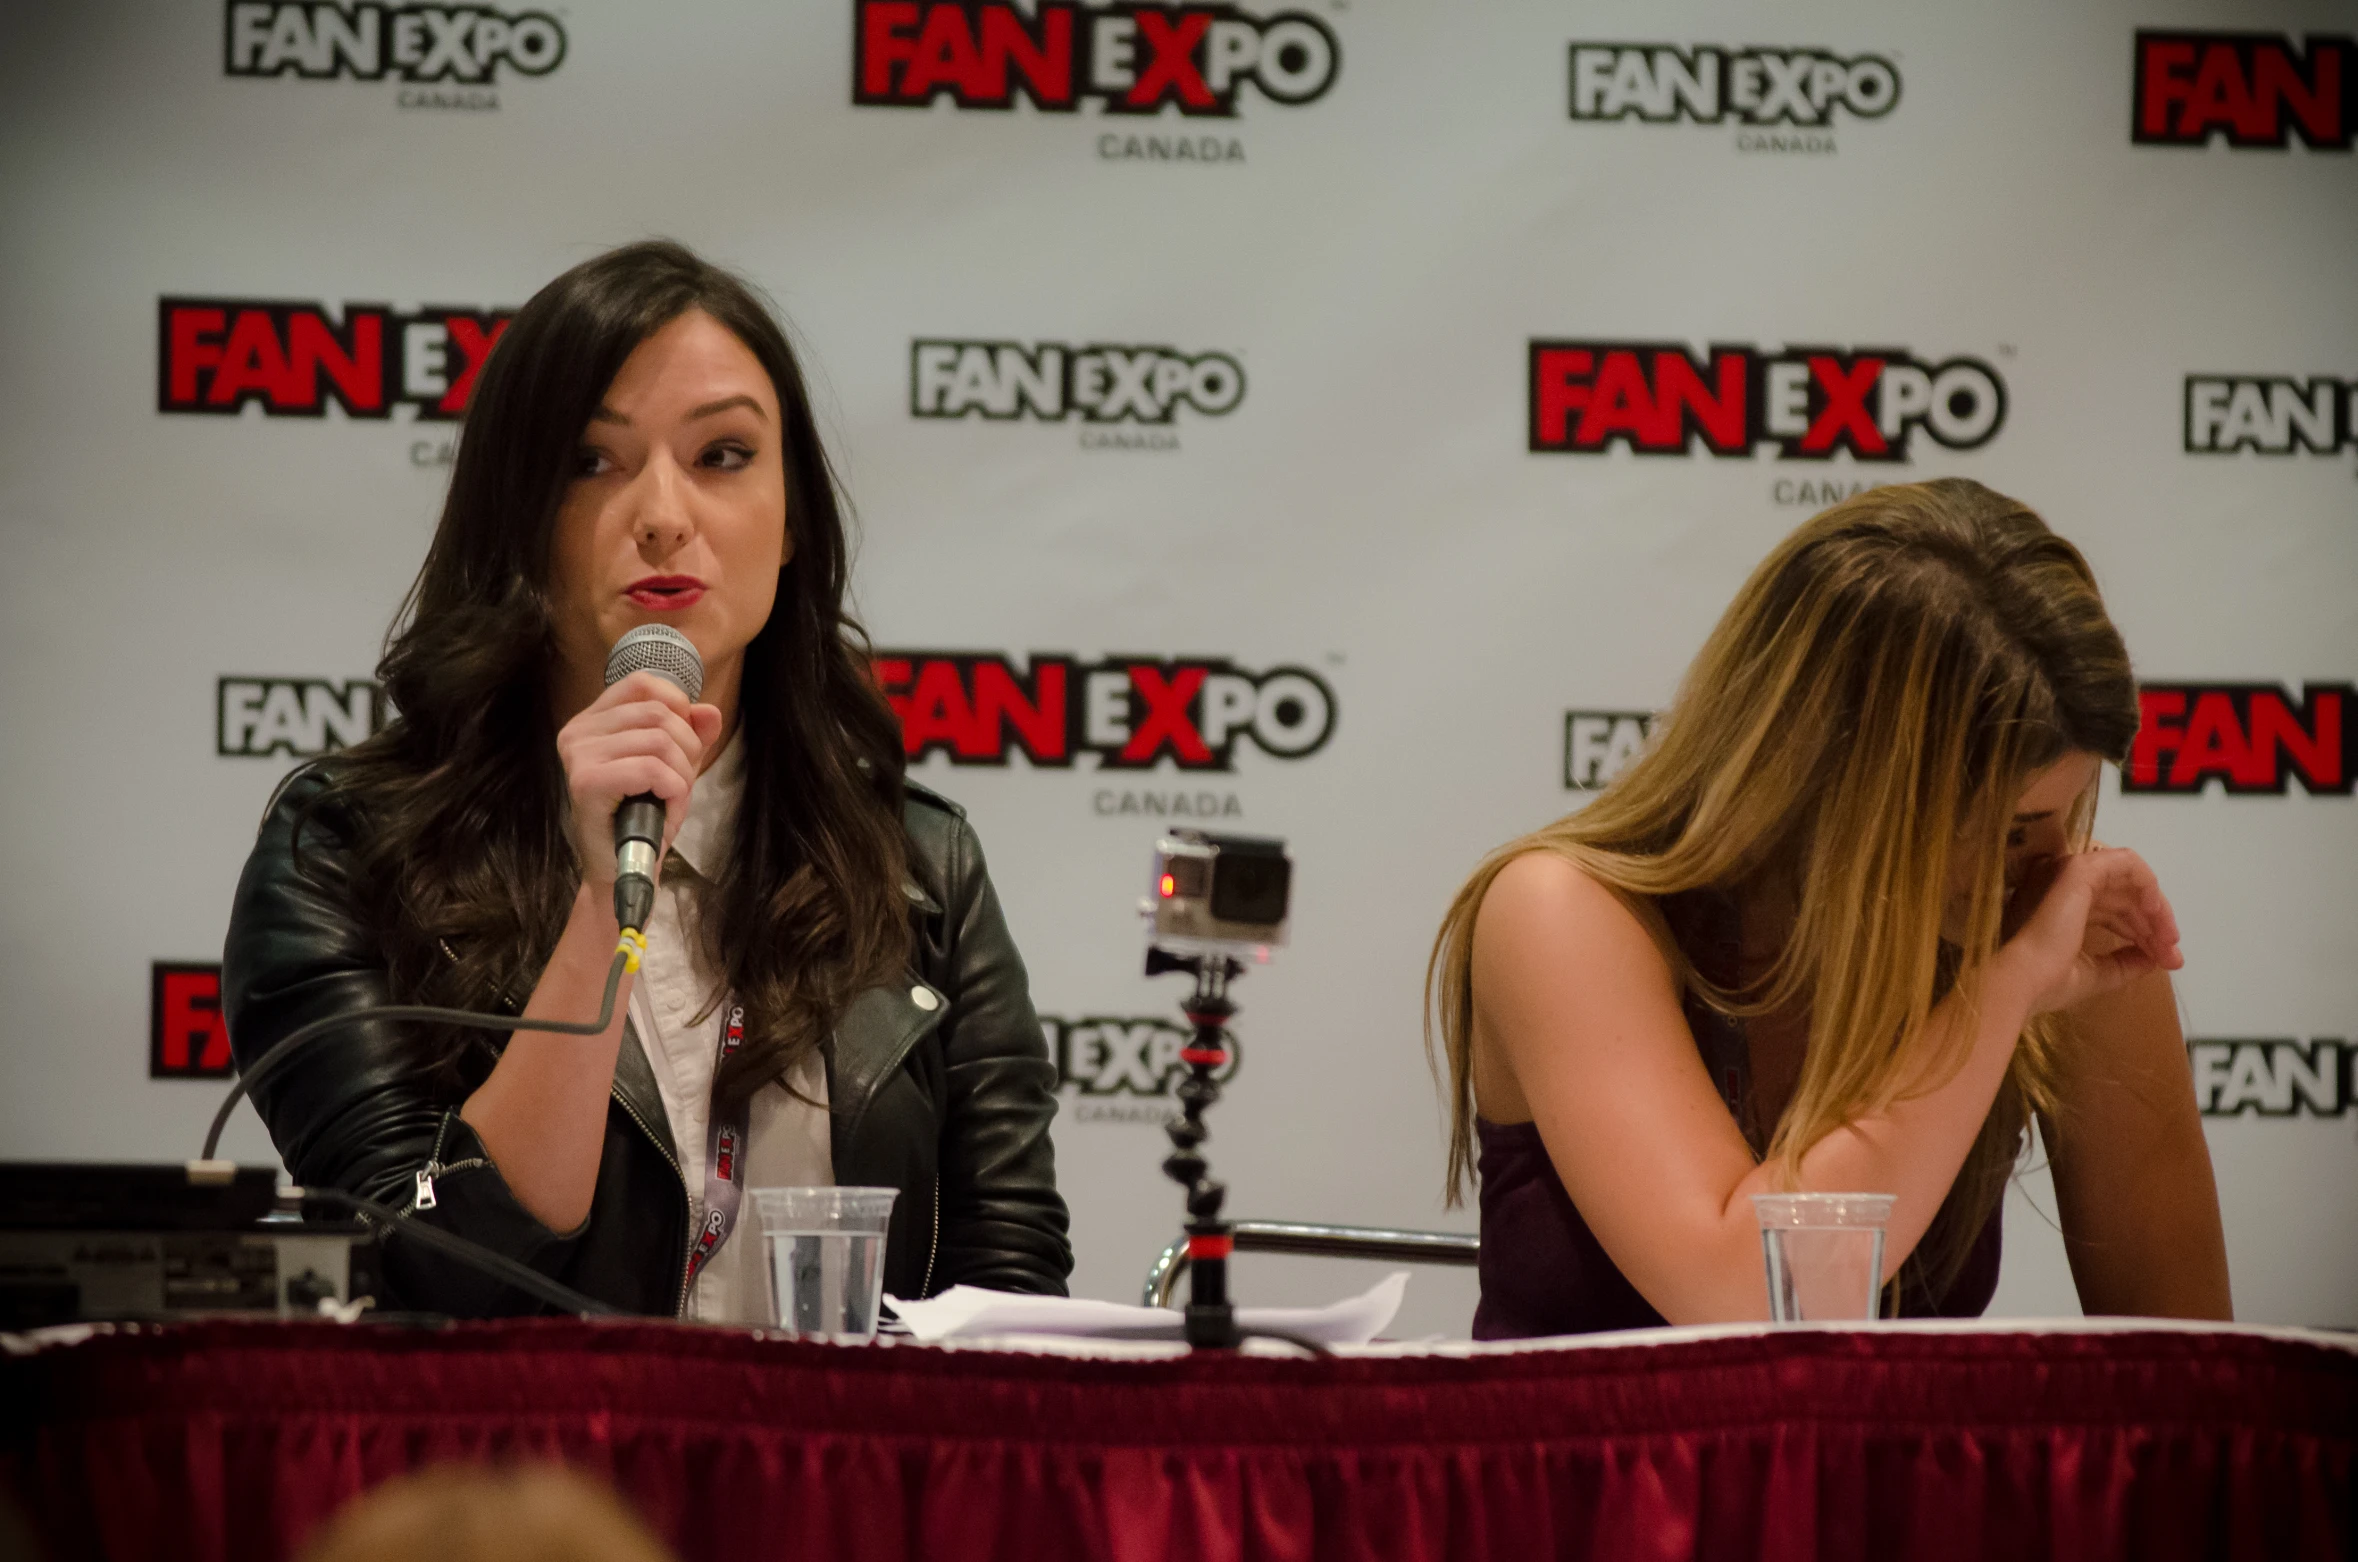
[[752, 1187, 896, 1343], [1753, 1193, 1893, 1323]]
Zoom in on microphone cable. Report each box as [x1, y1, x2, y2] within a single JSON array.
[[201, 624, 703, 1320], [194, 933, 647, 1323], [200, 931, 643, 1163], [288, 1185, 622, 1319]]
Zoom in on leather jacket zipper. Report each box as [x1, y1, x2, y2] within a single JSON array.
[[920, 1176, 940, 1299], [607, 1084, 695, 1318], [410, 940, 499, 1212], [440, 937, 694, 1316], [406, 1114, 488, 1214]]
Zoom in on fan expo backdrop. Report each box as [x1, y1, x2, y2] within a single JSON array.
[[1, 2, 2352, 1335]]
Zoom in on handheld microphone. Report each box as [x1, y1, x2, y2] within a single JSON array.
[[603, 625, 705, 936]]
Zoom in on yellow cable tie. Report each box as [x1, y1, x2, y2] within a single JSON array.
[[617, 929, 647, 973]]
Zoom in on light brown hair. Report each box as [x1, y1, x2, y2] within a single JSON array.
[[299, 1464, 677, 1562], [1426, 479, 2138, 1294]]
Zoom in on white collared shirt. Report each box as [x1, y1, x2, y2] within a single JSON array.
[[625, 732, 832, 1325]]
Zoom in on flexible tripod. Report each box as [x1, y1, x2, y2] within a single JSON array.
[[1147, 945, 1245, 1348]]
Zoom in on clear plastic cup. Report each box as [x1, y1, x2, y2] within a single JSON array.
[[1752, 1192, 1894, 1323], [752, 1187, 897, 1343]]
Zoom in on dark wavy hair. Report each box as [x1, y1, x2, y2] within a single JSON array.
[[310, 239, 910, 1109]]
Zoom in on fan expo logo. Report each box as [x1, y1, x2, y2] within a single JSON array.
[[159, 298, 511, 419], [2184, 375, 2358, 455], [2124, 683, 2351, 796], [2134, 32, 2353, 150], [1569, 43, 1898, 154], [856, 2, 1339, 163], [912, 340, 1242, 449], [1049, 1015, 1238, 1124], [876, 652, 1332, 772], [224, 2, 566, 109], [153, 964, 232, 1080], [218, 678, 387, 758], [1529, 342, 2005, 462], [1565, 711, 1655, 791], [2191, 1040, 2355, 1118]]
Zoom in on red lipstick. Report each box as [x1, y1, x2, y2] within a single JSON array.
[[625, 575, 705, 611]]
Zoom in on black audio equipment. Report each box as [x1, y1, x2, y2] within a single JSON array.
[[0, 1161, 381, 1329]]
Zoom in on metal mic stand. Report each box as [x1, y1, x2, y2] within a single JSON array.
[[1147, 945, 1243, 1349]]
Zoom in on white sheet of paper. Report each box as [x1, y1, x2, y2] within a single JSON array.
[[887, 1270, 1408, 1347]]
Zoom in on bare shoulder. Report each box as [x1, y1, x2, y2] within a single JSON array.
[[1473, 851, 1679, 993], [1467, 852, 1711, 1132]]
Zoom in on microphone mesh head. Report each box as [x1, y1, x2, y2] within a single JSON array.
[[604, 624, 705, 701]]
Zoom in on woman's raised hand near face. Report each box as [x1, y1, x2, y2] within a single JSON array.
[[471, 670, 719, 1235], [554, 670, 726, 895], [1993, 846, 2183, 1016]]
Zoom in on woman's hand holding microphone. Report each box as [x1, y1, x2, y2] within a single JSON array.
[[555, 670, 725, 913]]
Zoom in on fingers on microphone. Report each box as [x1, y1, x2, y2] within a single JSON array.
[[582, 696, 699, 740], [644, 703, 706, 764], [577, 703, 705, 769], [608, 756, 689, 803], [597, 729, 697, 787], [605, 670, 694, 714]]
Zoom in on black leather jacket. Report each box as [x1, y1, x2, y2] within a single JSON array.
[[221, 768, 1071, 1317]]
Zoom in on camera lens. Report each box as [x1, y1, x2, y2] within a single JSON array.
[[1210, 853, 1291, 925]]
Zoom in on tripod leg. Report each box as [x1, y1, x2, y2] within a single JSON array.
[[1183, 1222, 1239, 1348], [1160, 955, 1247, 1350]]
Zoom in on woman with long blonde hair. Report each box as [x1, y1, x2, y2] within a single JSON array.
[[1429, 479, 2231, 1333]]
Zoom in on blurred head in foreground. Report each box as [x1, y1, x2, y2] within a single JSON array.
[[299, 1464, 678, 1562]]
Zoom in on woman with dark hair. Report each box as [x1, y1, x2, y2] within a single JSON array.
[[222, 240, 1071, 1318]]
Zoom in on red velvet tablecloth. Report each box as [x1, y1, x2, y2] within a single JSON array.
[[2, 1319, 2351, 1562]]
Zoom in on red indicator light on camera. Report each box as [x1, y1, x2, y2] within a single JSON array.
[[1160, 873, 1176, 898]]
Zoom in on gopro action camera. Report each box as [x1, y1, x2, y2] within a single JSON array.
[[1145, 831, 1292, 956]]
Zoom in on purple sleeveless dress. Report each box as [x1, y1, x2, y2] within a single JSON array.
[[1470, 891, 2003, 1340]]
